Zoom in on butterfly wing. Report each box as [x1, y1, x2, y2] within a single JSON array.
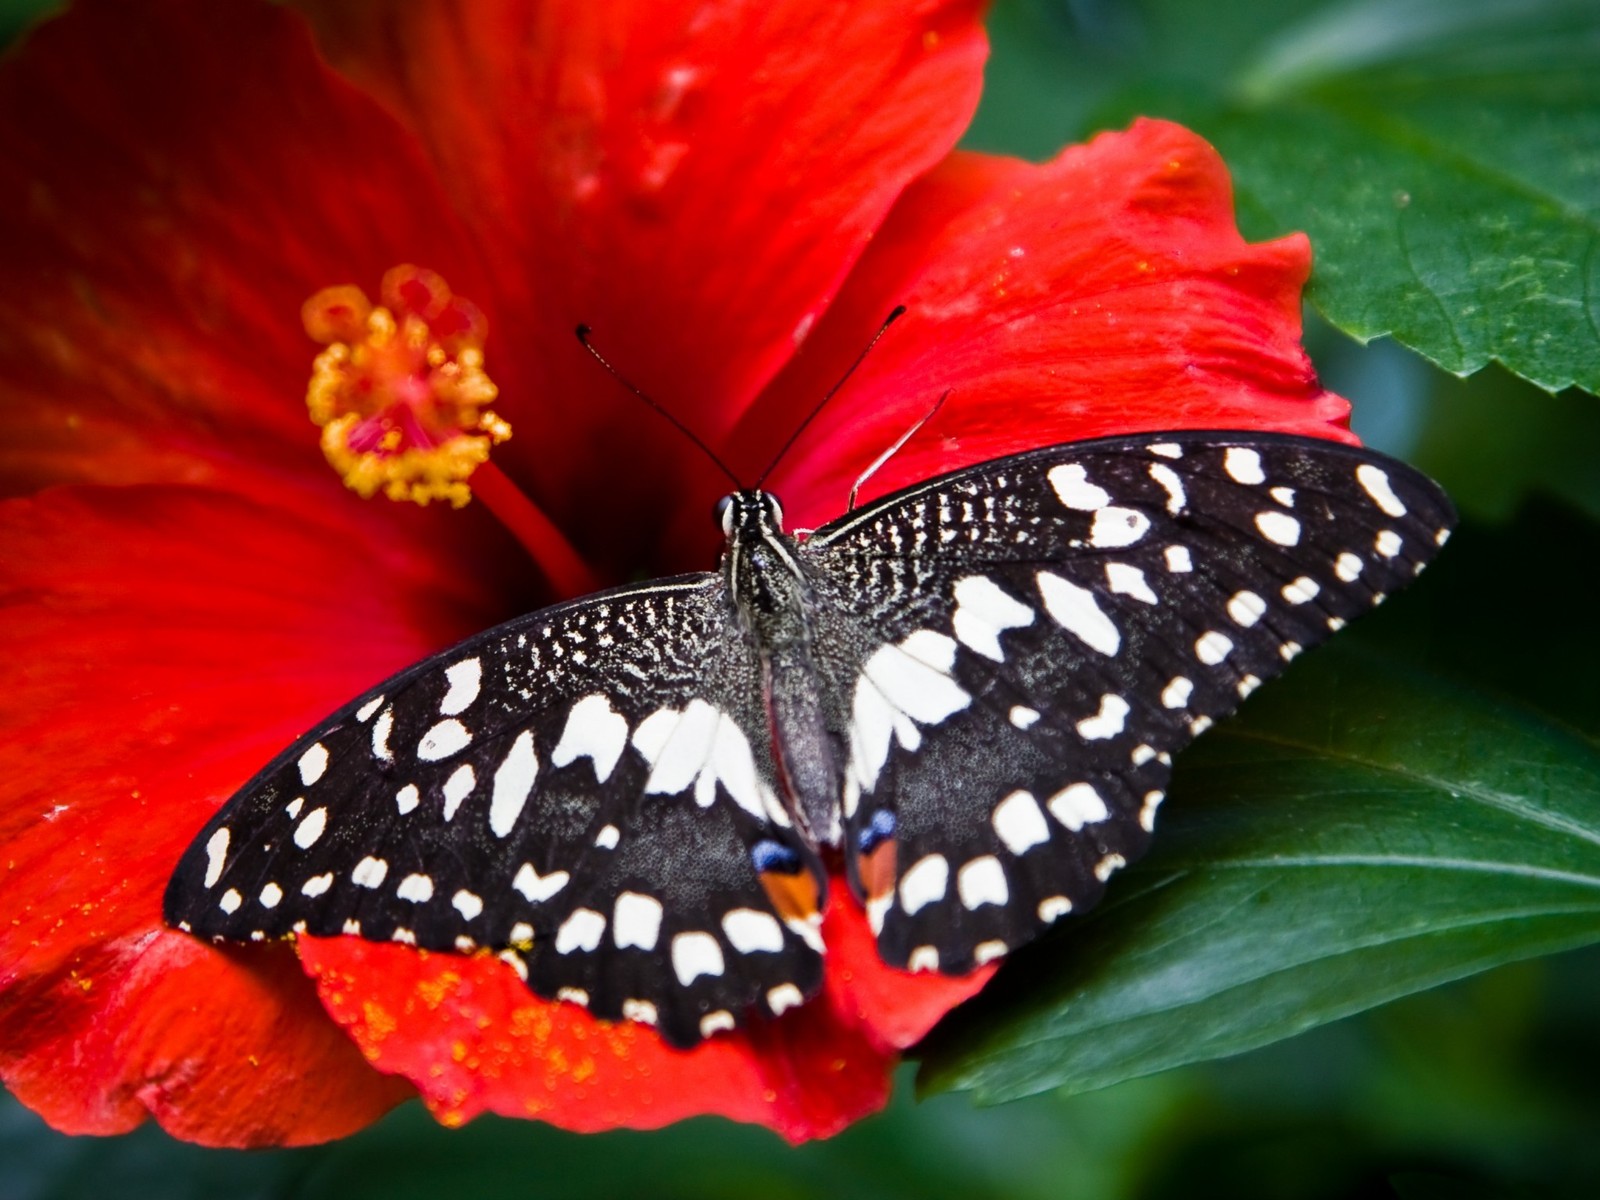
[[164, 574, 826, 1047], [803, 431, 1455, 974]]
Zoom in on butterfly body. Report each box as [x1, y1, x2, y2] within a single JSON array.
[[166, 431, 1454, 1047]]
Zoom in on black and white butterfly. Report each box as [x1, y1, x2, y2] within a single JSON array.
[[165, 431, 1453, 1048]]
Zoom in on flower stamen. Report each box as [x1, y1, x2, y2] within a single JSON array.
[[303, 266, 510, 508]]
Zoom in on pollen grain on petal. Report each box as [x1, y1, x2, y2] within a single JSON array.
[[303, 266, 509, 508]]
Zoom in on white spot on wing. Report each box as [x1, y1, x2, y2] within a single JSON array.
[[301, 873, 333, 897], [1140, 790, 1165, 831], [951, 575, 1034, 661], [699, 1011, 736, 1037], [1161, 676, 1193, 708], [442, 763, 475, 820], [439, 657, 482, 715], [767, 983, 805, 1015], [259, 882, 282, 908], [1089, 506, 1151, 548], [298, 743, 328, 786], [351, 856, 388, 889], [1164, 544, 1193, 572], [1148, 462, 1186, 513], [1336, 551, 1364, 581], [513, 862, 569, 903], [1227, 590, 1267, 627], [489, 730, 537, 837], [396, 783, 420, 814], [203, 828, 229, 888], [623, 999, 659, 1025], [956, 856, 1009, 909], [1375, 529, 1403, 557], [594, 824, 620, 849], [899, 854, 949, 914], [356, 695, 386, 722], [396, 873, 433, 903], [1256, 511, 1301, 546], [1106, 562, 1158, 603], [1076, 694, 1129, 740], [992, 790, 1050, 854], [974, 940, 1009, 965], [1357, 463, 1407, 516], [1038, 895, 1073, 922], [1095, 853, 1128, 881], [419, 718, 472, 761], [1148, 442, 1182, 459], [452, 889, 483, 920], [218, 888, 241, 914], [1048, 463, 1110, 510], [552, 693, 628, 783], [614, 891, 664, 950], [1224, 446, 1265, 484], [722, 908, 785, 954], [1196, 631, 1234, 665], [294, 807, 327, 849], [371, 708, 394, 762], [1038, 571, 1121, 655], [1009, 706, 1040, 729], [556, 908, 606, 954], [1048, 782, 1109, 830], [1282, 576, 1319, 604], [849, 633, 971, 793], [672, 931, 725, 984]]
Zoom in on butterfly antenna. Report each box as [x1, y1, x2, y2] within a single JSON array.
[[848, 389, 950, 512], [754, 305, 906, 490], [575, 325, 741, 488]]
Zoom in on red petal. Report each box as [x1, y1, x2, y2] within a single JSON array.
[[740, 120, 1351, 528], [297, 938, 891, 1143], [1, 936, 411, 1146], [0, 0, 480, 497], [292, 0, 989, 537], [0, 483, 506, 1142], [297, 878, 988, 1141], [817, 881, 995, 1054]]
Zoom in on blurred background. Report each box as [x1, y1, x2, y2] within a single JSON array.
[[4, 0, 1598, 1196]]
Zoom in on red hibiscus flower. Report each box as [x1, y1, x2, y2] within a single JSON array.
[[0, 0, 1349, 1148]]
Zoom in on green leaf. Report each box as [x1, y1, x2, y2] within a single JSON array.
[[916, 641, 1600, 1104], [972, 0, 1600, 395], [0, 0, 60, 50]]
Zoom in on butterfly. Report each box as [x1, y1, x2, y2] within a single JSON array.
[[165, 430, 1454, 1048]]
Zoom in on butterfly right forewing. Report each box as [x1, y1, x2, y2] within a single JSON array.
[[804, 432, 1455, 975]]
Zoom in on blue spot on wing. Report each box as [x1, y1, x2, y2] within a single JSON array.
[[751, 838, 801, 874], [856, 809, 896, 854]]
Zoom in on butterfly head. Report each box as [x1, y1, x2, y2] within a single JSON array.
[[717, 490, 786, 541]]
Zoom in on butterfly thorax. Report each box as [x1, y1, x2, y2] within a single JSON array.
[[717, 489, 843, 846]]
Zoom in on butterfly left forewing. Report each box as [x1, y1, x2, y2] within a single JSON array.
[[804, 431, 1455, 974], [165, 574, 826, 1047]]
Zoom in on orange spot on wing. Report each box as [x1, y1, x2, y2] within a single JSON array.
[[857, 839, 897, 902], [760, 867, 822, 925]]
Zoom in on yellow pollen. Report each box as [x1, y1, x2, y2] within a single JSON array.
[[302, 265, 510, 507]]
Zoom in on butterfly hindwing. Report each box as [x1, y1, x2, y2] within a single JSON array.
[[163, 575, 826, 1048], [805, 431, 1455, 973]]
